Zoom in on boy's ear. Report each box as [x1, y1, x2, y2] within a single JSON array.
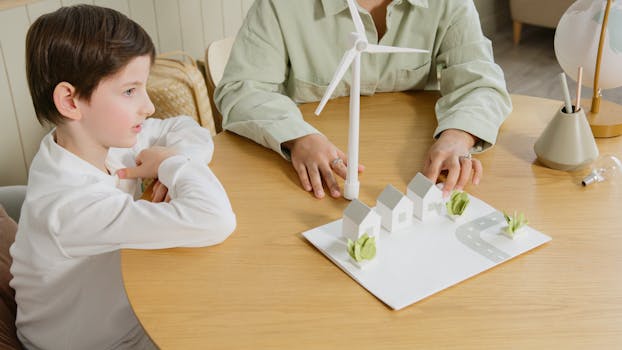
[[53, 82, 81, 121]]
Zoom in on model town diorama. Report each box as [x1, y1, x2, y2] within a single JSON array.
[[302, 172, 549, 310], [342, 172, 528, 269]]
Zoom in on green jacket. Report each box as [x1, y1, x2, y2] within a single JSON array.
[[215, 0, 512, 158]]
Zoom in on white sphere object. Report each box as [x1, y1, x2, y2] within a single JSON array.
[[554, 0, 622, 89]]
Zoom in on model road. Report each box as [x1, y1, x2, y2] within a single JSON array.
[[455, 211, 511, 263]]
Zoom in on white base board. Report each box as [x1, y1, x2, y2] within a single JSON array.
[[302, 195, 551, 310]]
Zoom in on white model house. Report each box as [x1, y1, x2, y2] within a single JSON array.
[[342, 199, 381, 242], [376, 184, 413, 232], [407, 172, 443, 221]]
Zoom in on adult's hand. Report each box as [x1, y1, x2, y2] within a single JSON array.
[[423, 129, 482, 196], [283, 134, 364, 198]]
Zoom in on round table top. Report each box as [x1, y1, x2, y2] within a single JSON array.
[[122, 92, 622, 349]]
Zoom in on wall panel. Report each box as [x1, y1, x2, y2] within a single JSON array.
[[202, 0, 224, 48], [0, 44, 28, 185], [60, 0, 94, 6], [93, 0, 129, 16], [178, 0, 205, 58], [153, 0, 182, 53], [128, 0, 160, 50], [0, 6, 48, 179], [26, 0, 60, 19]]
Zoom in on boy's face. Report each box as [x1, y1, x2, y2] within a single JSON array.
[[76, 55, 155, 149]]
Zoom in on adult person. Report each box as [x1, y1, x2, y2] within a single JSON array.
[[215, 0, 511, 198]]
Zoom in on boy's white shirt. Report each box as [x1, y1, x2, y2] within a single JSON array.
[[9, 116, 236, 350]]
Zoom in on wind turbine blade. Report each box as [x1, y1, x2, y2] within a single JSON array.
[[365, 44, 429, 54], [315, 48, 358, 115], [346, 0, 366, 39]]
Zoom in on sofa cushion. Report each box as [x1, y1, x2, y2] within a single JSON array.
[[0, 205, 22, 349], [510, 0, 575, 28], [0, 186, 26, 223]]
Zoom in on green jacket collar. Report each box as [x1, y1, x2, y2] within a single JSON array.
[[322, 0, 429, 16]]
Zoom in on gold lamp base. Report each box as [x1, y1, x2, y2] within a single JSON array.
[[583, 98, 622, 138]]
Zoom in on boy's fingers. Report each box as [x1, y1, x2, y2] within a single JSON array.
[[116, 168, 130, 179], [135, 149, 146, 164], [117, 166, 145, 179], [151, 181, 168, 202]]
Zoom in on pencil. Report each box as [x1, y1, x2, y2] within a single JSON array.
[[576, 66, 583, 111], [560, 73, 573, 113]]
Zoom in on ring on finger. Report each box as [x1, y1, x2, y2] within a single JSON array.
[[459, 152, 472, 160], [330, 157, 344, 167]]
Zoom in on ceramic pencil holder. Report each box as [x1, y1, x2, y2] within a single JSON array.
[[534, 105, 599, 171]]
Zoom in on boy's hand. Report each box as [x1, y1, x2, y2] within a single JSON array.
[[151, 180, 171, 203], [117, 146, 178, 180]]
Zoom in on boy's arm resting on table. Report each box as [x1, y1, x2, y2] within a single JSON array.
[[433, 1, 512, 153], [140, 116, 215, 164], [49, 155, 236, 258], [214, 0, 318, 159]]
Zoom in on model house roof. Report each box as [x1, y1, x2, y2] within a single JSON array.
[[344, 199, 375, 224], [377, 184, 407, 209], [407, 172, 436, 197]]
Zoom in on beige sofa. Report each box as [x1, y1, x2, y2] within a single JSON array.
[[509, 0, 575, 45]]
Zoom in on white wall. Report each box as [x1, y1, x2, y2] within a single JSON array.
[[0, 0, 507, 185]]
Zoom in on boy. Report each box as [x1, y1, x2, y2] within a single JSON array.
[[10, 5, 236, 349]]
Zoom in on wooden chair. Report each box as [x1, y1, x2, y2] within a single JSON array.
[[204, 37, 235, 133], [148, 52, 217, 136]]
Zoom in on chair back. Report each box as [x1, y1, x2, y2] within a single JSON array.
[[205, 37, 235, 133], [148, 51, 216, 135]]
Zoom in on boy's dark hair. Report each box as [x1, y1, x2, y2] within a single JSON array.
[[26, 5, 156, 126]]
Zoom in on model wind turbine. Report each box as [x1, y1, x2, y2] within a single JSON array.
[[314, 0, 428, 200]]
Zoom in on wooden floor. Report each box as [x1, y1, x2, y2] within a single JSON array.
[[491, 25, 622, 105]]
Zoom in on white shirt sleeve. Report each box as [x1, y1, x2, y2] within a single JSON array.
[[48, 155, 236, 258], [138, 116, 214, 164]]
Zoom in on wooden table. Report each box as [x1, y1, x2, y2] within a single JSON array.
[[122, 92, 622, 349]]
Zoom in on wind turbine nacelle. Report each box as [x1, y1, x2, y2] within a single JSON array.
[[348, 32, 367, 51]]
